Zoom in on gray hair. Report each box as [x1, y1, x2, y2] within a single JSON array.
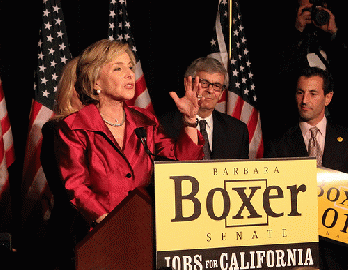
[[185, 57, 228, 86]]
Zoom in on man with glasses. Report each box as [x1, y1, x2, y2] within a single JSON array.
[[161, 57, 249, 160]]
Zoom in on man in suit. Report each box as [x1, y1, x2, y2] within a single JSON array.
[[265, 67, 348, 270], [160, 57, 249, 160], [265, 67, 348, 173]]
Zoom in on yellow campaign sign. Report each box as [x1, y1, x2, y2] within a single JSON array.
[[317, 167, 348, 244], [155, 158, 319, 270]]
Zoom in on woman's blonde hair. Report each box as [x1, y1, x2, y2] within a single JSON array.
[[75, 39, 136, 105], [54, 56, 83, 119]]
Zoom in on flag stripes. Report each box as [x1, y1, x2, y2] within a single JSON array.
[[22, 0, 71, 224], [210, 0, 263, 158], [108, 0, 154, 113], [0, 80, 14, 202]]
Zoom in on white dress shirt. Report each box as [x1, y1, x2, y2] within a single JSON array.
[[299, 116, 327, 153], [197, 114, 213, 152]]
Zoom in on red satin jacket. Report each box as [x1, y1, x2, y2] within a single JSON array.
[[56, 104, 204, 224]]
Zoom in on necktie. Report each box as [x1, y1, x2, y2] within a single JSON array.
[[308, 126, 322, 167], [199, 120, 210, 160]]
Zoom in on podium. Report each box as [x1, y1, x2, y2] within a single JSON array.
[[75, 188, 154, 270]]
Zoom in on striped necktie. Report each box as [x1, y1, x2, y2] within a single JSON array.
[[308, 126, 322, 167], [199, 120, 210, 160]]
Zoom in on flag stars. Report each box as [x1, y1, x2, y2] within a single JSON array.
[[59, 43, 66, 50], [47, 35, 53, 42], [55, 18, 62, 25], [39, 65, 47, 72], [43, 9, 50, 17], [61, 56, 68, 64], [110, 10, 116, 18], [44, 22, 52, 30], [41, 77, 48, 85], [57, 31, 64, 38], [34, 1, 72, 111], [42, 90, 50, 97], [53, 5, 60, 12]]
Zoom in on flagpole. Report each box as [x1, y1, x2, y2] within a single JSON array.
[[228, 0, 232, 61]]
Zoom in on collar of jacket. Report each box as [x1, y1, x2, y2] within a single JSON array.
[[67, 103, 157, 134]]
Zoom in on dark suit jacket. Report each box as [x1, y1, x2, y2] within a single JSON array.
[[265, 121, 348, 270], [160, 109, 249, 160], [41, 120, 90, 269], [265, 122, 348, 174]]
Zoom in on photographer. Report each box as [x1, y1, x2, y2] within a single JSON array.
[[295, 0, 337, 35], [278, 0, 348, 132]]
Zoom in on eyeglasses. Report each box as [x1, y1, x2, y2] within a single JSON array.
[[198, 78, 226, 93]]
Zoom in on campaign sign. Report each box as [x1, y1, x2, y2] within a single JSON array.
[[154, 158, 319, 270], [317, 168, 348, 244]]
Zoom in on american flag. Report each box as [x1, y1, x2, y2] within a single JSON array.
[[0, 79, 15, 200], [21, 0, 71, 224], [209, 0, 263, 158], [108, 0, 154, 113]]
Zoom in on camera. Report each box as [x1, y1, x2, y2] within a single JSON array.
[[304, 0, 330, 26]]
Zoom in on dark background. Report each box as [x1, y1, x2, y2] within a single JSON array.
[[3, 0, 344, 250], [0, 0, 297, 163], [0, 0, 296, 244]]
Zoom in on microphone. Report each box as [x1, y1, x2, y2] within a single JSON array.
[[135, 127, 155, 160]]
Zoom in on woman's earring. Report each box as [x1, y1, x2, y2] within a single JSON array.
[[96, 89, 101, 94]]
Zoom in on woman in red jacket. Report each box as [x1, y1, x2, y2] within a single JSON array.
[[54, 39, 204, 226]]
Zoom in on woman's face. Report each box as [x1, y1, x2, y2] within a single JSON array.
[[94, 52, 135, 102]]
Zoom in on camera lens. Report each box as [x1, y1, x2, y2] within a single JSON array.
[[312, 8, 330, 26]]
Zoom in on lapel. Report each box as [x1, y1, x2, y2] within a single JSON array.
[[290, 125, 308, 157], [69, 103, 156, 160], [322, 122, 338, 163], [211, 110, 222, 155], [122, 105, 156, 159], [211, 110, 235, 158]]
